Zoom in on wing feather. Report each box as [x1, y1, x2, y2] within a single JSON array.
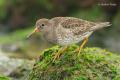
[[60, 18, 96, 35]]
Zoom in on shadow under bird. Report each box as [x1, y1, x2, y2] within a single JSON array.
[[27, 17, 111, 61]]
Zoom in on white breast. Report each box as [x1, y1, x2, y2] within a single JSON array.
[[56, 27, 93, 46]]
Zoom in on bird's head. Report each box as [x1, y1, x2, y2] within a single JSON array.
[[27, 18, 49, 38]]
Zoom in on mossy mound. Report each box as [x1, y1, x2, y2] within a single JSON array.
[[28, 45, 120, 80]]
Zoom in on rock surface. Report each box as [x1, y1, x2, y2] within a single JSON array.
[[0, 52, 34, 80]]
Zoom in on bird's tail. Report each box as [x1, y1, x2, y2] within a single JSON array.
[[91, 22, 111, 31]]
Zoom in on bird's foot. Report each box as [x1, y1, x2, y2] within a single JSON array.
[[52, 46, 68, 62], [52, 52, 61, 62], [74, 48, 82, 56]]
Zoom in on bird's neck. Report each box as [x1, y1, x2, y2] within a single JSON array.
[[42, 25, 57, 44]]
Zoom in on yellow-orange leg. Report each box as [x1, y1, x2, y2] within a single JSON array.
[[75, 37, 89, 55], [53, 46, 68, 62]]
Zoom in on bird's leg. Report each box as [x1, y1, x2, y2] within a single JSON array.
[[75, 37, 89, 55], [53, 46, 68, 62]]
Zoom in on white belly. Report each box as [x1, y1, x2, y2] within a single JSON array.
[[57, 31, 93, 46]]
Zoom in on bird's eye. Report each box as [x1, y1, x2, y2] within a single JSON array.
[[39, 24, 45, 29], [41, 24, 44, 26]]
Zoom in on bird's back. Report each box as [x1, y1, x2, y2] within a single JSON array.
[[50, 17, 96, 33]]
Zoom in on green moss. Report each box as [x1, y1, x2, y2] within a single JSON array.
[[28, 45, 120, 80], [0, 75, 10, 80]]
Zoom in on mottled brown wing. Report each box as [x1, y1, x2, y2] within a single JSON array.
[[60, 18, 96, 35], [51, 17, 72, 27]]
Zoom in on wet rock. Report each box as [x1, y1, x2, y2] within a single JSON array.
[[0, 52, 34, 80], [1, 44, 21, 53]]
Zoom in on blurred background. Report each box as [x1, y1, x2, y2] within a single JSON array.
[[0, 0, 120, 79], [0, 0, 120, 57]]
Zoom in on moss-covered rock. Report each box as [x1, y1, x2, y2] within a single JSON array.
[[28, 45, 120, 80]]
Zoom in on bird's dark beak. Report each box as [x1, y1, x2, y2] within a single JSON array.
[[27, 27, 40, 38]]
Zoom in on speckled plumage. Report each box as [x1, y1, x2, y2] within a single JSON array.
[[34, 17, 111, 46]]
